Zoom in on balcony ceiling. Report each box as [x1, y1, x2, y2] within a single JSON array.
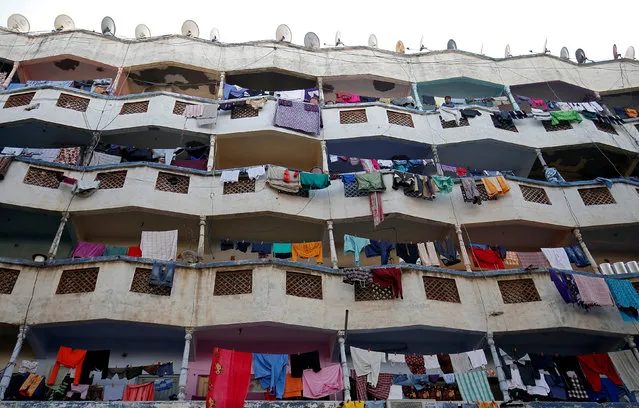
[[510, 81, 596, 102], [416, 77, 505, 99], [437, 140, 537, 177]]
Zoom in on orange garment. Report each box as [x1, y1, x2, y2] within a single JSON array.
[[477, 403, 498, 408], [626, 108, 638, 118], [122, 382, 155, 401], [481, 177, 501, 197], [291, 242, 323, 263], [282, 374, 303, 398], [496, 175, 510, 194], [19, 374, 44, 397], [47, 346, 87, 386]]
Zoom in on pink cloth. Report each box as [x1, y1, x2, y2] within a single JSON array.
[[72, 242, 106, 258], [302, 364, 343, 399], [573, 274, 614, 306], [361, 159, 384, 228], [184, 104, 204, 118]]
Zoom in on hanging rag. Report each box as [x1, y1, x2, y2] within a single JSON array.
[[300, 172, 330, 190], [470, 247, 504, 269], [290, 351, 321, 378], [291, 242, 323, 263], [47, 346, 87, 386], [396, 243, 419, 264], [516, 252, 550, 268], [437, 354, 454, 373], [576, 353, 622, 392], [606, 278, 639, 321], [371, 268, 403, 298], [342, 269, 373, 285], [449, 353, 473, 373], [466, 350, 488, 369], [564, 245, 591, 267], [302, 364, 343, 399], [252, 354, 289, 399], [417, 242, 440, 266], [53, 147, 81, 166], [440, 107, 462, 124], [0, 156, 13, 180], [246, 166, 266, 180], [455, 371, 494, 402], [140, 230, 178, 261], [503, 251, 521, 268], [272, 243, 292, 259], [541, 248, 573, 270], [184, 104, 204, 118], [103, 246, 128, 256], [364, 240, 394, 265], [251, 242, 272, 255], [72, 242, 106, 258], [266, 166, 301, 193], [460, 177, 482, 204], [434, 239, 460, 266], [274, 100, 321, 135], [122, 382, 154, 401], [205, 347, 252, 408], [220, 170, 240, 183], [549, 110, 582, 125], [350, 347, 386, 387], [549, 269, 576, 304], [432, 176, 453, 194], [609, 350, 639, 392], [344, 234, 371, 266], [573, 274, 614, 306], [355, 172, 386, 193], [282, 373, 303, 398], [361, 159, 385, 227], [149, 262, 175, 288]]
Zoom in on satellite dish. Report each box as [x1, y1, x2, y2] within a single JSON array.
[[447, 39, 457, 50], [368, 34, 378, 48], [54, 14, 75, 31], [543, 38, 549, 54], [575, 48, 587, 64], [419, 35, 426, 51], [626, 46, 636, 59], [395, 40, 405, 53], [335, 31, 343, 46], [560, 47, 569, 60], [613, 44, 620, 59], [276, 24, 292, 42], [304, 32, 320, 49], [181, 20, 199, 37], [7, 14, 29, 33], [135, 24, 151, 40], [210, 28, 220, 42], [505, 44, 512, 58], [101, 16, 116, 36]]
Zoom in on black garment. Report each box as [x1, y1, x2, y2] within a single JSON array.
[[396, 243, 419, 264], [530, 353, 562, 384], [421, 95, 436, 105], [274, 252, 292, 259], [125, 366, 143, 380], [221, 239, 235, 251], [515, 358, 540, 386], [434, 239, 460, 266], [460, 109, 482, 118], [498, 351, 512, 380], [235, 241, 250, 253], [5, 373, 29, 400], [359, 96, 379, 103], [553, 355, 589, 386], [79, 350, 110, 383], [290, 351, 321, 378], [392, 171, 414, 191]]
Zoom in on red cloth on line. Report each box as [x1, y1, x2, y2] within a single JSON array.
[[126, 246, 142, 257], [577, 353, 622, 392], [456, 168, 467, 177], [372, 268, 403, 298], [470, 247, 504, 269], [47, 346, 87, 386], [122, 382, 155, 401], [206, 347, 252, 408]]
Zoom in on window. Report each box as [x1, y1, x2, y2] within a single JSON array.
[[440, 117, 469, 128], [56, 268, 99, 294], [120, 101, 149, 115], [386, 110, 414, 127], [173, 101, 195, 115], [155, 172, 190, 194], [542, 120, 573, 132], [3, 92, 36, 108], [95, 171, 127, 189], [56, 93, 89, 112], [231, 104, 258, 119], [578, 187, 615, 206], [286, 272, 322, 299], [498, 279, 541, 304], [519, 185, 552, 205], [223, 178, 256, 195], [423, 277, 461, 303], [354, 283, 394, 301], [339, 109, 367, 124], [0, 268, 20, 294], [213, 270, 253, 296], [130, 268, 171, 296], [594, 121, 618, 135], [23, 167, 63, 189]]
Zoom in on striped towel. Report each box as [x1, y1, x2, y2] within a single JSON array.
[[455, 371, 494, 402]]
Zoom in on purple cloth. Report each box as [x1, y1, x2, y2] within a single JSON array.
[[171, 159, 207, 170], [550, 269, 575, 304], [72, 242, 106, 258], [274, 100, 321, 135]]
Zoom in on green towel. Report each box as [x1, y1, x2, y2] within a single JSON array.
[[355, 172, 386, 193], [103, 246, 129, 256], [549, 110, 582, 125], [432, 176, 453, 194], [300, 172, 330, 190], [272, 243, 292, 254]]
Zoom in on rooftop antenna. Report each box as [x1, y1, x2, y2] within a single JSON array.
[[368, 34, 378, 48], [335, 31, 343, 46], [625, 46, 636, 59], [613, 44, 621, 59], [505, 44, 512, 58], [101, 16, 116, 36], [276, 24, 292, 42], [210, 28, 220, 42], [408, 35, 427, 52], [181, 20, 199, 37], [447, 39, 457, 50], [54, 14, 75, 31], [304, 32, 320, 49], [575, 48, 588, 64], [560, 46, 569, 60], [135, 24, 151, 40], [7, 14, 30, 33], [543, 38, 550, 54], [395, 40, 405, 53], [480, 43, 485, 55]]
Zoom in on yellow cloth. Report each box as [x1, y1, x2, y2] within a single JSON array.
[[345, 402, 365, 408], [496, 175, 510, 194], [291, 242, 323, 263], [378, 97, 392, 104], [481, 177, 500, 197]]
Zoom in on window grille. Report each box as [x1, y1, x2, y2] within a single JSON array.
[[120, 101, 149, 115], [130, 268, 171, 296], [594, 121, 618, 135], [519, 185, 552, 205], [231, 104, 258, 119], [386, 110, 414, 127], [173, 101, 194, 115], [286, 272, 322, 299], [578, 187, 615, 205], [0, 268, 20, 294], [354, 282, 394, 301], [213, 270, 253, 296], [440, 117, 469, 128], [95, 171, 127, 189], [56, 268, 99, 294], [223, 179, 256, 194], [498, 279, 541, 304], [155, 172, 190, 194], [340, 109, 367, 124], [56, 93, 89, 112], [3, 92, 36, 108], [422, 276, 461, 303], [542, 120, 573, 132], [23, 167, 63, 189]]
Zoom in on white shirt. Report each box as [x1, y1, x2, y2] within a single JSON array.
[[350, 346, 386, 387]]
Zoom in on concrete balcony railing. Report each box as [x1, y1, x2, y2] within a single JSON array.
[[1, 159, 639, 229], [0, 257, 636, 336]]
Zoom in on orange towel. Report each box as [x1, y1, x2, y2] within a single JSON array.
[[282, 374, 303, 398], [47, 346, 87, 386], [291, 242, 323, 263], [625, 108, 638, 118], [496, 175, 510, 194], [481, 177, 500, 197]]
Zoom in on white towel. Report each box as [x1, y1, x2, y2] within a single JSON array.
[[220, 170, 240, 183], [387, 353, 405, 363], [541, 248, 573, 270], [466, 349, 488, 369], [329, 155, 339, 163], [184, 104, 204, 118], [423, 354, 440, 370], [247, 166, 266, 180], [140, 230, 178, 261], [1, 147, 23, 156], [389, 384, 403, 399], [418, 242, 441, 267], [276, 90, 305, 101], [196, 104, 218, 126], [350, 346, 386, 387], [89, 152, 122, 166], [440, 107, 461, 124], [152, 149, 175, 165], [449, 352, 472, 373]]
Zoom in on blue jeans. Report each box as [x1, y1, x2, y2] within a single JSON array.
[[150, 263, 175, 288]]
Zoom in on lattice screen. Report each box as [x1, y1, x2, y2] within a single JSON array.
[[231, 104, 259, 119], [354, 282, 394, 301], [490, 115, 519, 132], [223, 179, 256, 195], [542, 120, 573, 132], [343, 180, 369, 198], [0, 268, 20, 294], [56, 268, 99, 294], [23, 167, 63, 189], [155, 172, 190, 194], [56, 93, 90, 112], [440, 117, 470, 128], [519, 185, 552, 205], [173, 101, 194, 115], [422, 276, 461, 303], [286, 272, 322, 299], [130, 268, 171, 296], [3, 92, 36, 109], [120, 101, 149, 115], [498, 278, 541, 304], [594, 121, 618, 135], [387, 110, 415, 127], [213, 270, 253, 296], [460, 182, 497, 202], [95, 171, 127, 189], [339, 109, 367, 124], [578, 187, 616, 205]]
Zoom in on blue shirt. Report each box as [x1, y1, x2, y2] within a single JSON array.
[[252, 354, 289, 398]]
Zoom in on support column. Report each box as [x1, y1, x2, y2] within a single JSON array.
[[206, 135, 216, 172], [455, 224, 472, 272], [337, 330, 351, 401], [504, 85, 521, 112], [317, 77, 325, 104], [432, 145, 443, 176], [0, 325, 29, 400], [216, 72, 226, 100], [82, 132, 100, 166], [177, 327, 194, 401], [535, 148, 548, 169], [573, 228, 598, 273], [625, 335, 639, 363], [48, 212, 70, 260], [108, 66, 124, 95], [327, 220, 338, 269], [624, 156, 638, 178], [321, 140, 329, 174], [197, 216, 206, 259], [487, 332, 510, 402], [1, 61, 20, 90], [411, 83, 424, 111]]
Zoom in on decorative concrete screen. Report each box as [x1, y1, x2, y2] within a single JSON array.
[[120, 101, 149, 115], [95, 171, 127, 189], [155, 172, 190, 194], [519, 185, 552, 205], [498, 278, 541, 304], [231, 104, 259, 119], [173, 101, 195, 115], [213, 270, 253, 296], [23, 167, 63, 189], [3, 92, 36, 108], [440, 117, 469, 128], [56, 268, 99, 294], [354, 283, 394, 301], [578, 187, 616, 206], [340, 109, 367, 124], [542, 120, 573, 132], [56, 93, 89, 112], [130, 268, 171, 296], [0, 268, 20, 294], [386, 110, 415, 127], [286, 272, 322, 299], [423, 276, 461, 303], [594, 121, 617, 135], [223, 178, 256, 195]]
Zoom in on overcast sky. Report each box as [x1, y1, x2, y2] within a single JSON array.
[[0, 0, 635, 62]]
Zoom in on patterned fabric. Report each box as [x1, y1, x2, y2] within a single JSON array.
[[573, 274, 613, 306], [402, 384, 461, 400], [89, 152, 121, 166], [516, 252, 550, 268], [566, 374, 589, 400], [361, 159, 384, 227], [54, 147, 81, 166], [351, 369, 368, 401], [140, 230, 178, 261], [342, 269, 373, 285], [350, 371, 392, 400], [455, 371, 495, 402], [607, 278, 639, 309], [274, 100, 321, 135], [405, 354, 426, 374], [206, 347, 253, 408], [184, 104, 204, 118]]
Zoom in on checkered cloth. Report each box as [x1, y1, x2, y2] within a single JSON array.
[[140, 230, 178, 261], [405, 354, 426, 374], [503, 251, 522, 268], [350, 370, 392, 400], [516, 252, 550, 268], [573, 274, 614, 306], [351, 369, 367, 400], [566, 374, 589, 400]]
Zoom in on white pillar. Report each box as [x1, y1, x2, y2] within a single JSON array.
[[216, 72, 226, 100], [206, 135, 216, 172], [411, 83, 423, 111], [82, 132, 100, 166], [177, 327, 194, 401], [625, 335, 639, 363], [317, 77, 325, 104], [197, 216, 206, 259], [0, 325, 29, 400], [432, 145, 443, 176], [573, 228, 598, 273], [48, 212, 70, 260], [327, 220, 338, 269], [487, 332, 510, 402], [337, 330, 351, 401], [455, 224, 472, 272], [321, 140, 329, 174], [1, 61, 20, 90], [108, 66, 124, 95], [535, 148, 548, 169], [504, 85, 521, 112]]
